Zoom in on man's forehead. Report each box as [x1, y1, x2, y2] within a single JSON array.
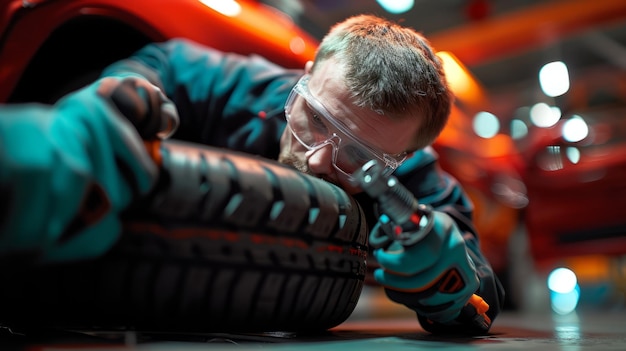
[[307, 66, 421, 155]]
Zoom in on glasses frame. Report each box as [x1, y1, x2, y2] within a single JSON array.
[[284, 74, 407, 179]]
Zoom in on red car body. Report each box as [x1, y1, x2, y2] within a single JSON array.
[[0, 0, 318, 103], [520, 104, 626, 269]]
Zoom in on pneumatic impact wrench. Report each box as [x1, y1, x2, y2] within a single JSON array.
[[352, 160, 492, 333]]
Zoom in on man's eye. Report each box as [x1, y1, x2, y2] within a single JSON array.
[[310, 113, 327, 131], [311, 113, 322, 124]]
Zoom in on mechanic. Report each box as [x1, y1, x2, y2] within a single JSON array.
[[0, 14, 504, 334]]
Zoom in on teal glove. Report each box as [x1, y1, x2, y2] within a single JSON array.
[[372, 211, 480, 324], [0, 78, 164, 263]]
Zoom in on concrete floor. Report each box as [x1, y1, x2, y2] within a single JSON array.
[[3, 285, 625, 351]]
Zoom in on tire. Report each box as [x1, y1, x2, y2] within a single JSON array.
[[0, 141, 369, 333]]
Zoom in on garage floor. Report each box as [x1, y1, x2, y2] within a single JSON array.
[[2, 286, 625, 351]]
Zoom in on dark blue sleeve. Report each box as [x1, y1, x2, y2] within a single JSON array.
[[101, 38, 301, 158]]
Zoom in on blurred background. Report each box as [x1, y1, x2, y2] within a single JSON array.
[[261, 0, 626, 316]]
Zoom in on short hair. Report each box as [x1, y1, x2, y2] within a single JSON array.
[[312, 14, 453, 150]]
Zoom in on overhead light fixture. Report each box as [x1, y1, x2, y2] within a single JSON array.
[[376, 0, 414, 14], [539, 61, 570, 97], [200, 0, 242, 17]]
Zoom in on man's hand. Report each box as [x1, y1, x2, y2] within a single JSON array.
[[97, 76, 179, 139], [0, 78, 170, 263], [372, 211, 480, 324]]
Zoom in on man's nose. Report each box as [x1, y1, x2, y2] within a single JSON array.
[[305, 143, 335, 176]]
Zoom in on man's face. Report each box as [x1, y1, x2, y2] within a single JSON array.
[[278, 58, 421, 194]]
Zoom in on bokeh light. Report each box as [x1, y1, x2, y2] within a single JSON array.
[[510, 119, 529, 139], [566, 147, 581, 164], [551, 285, 581, 315], [376, 0, 414, 14], [562, 115, 589, 142], [548, 267, 580, 315], [548, 268, 577, 293], [539, 61, 570, 97], [473, 111, 500, 138], [530, 103, 561, 127]]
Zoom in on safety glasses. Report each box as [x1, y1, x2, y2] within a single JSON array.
[[284, 74, 407, 180]]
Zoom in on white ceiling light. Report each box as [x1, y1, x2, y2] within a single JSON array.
[[200, 0, 241, 17], [539, 61, 570, 97], [376, 0, 414, 14]]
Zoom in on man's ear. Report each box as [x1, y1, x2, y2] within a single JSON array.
[[305, 61, 314, 74]]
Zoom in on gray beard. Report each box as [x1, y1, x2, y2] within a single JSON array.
[[278, 153, 340, 187], [278, 153, 312, 176]]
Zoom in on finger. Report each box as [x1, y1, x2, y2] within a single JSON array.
[[156, 97, 179, 139], [107, 109, 158, 192], [59, 86, 158, 199], [368, 220, 393, 249], [373, 211, 459, 275], [372, 231, 440, 275], [120, 77, 179, 139], [94, 77, 121, 96], [94, 91, 159, 195], [373, 261, 449, 293], [109, 79, 153, 135]]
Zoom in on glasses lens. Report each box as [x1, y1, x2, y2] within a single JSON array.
[[285, 91, 331, 148], [285, 75, 405, 177], [334, 143, 379, 175]]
